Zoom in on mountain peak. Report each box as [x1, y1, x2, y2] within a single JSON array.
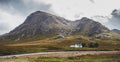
[[34, 11, 45, 13], [24, 11, 53, 24], [31, 11, 53, 16], [81, 17, 92, 21], [76, 17, 94, 23], [74, 17, 109, 36]]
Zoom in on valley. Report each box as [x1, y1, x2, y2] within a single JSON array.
[[0, 0, 120, 62], [0, 35, 120, 56]]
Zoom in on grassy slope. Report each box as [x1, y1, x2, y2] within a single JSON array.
[[0, 34, 120, 56]]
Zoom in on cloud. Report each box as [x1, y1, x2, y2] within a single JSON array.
[[0, 23, 9, 31], [0, 0, 52, 16], [0, 22, 10, 35], [89, 0, 95, 3], [109, 9, 120, 29], [92, 9, 120, 30], [0, 0, 52, 35], [0, 9, 24, 34]]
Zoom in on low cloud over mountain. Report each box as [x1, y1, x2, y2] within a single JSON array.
[[92, 9, 120, 30]]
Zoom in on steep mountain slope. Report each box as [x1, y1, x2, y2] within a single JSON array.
[[10, 11, 72, 35], [0, 11, 111, 42], [0, 11, 72, 42], [73, 17, 110, 36]]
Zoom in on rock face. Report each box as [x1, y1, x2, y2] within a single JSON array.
[[112, 29, 120, 34], [0, 11, 110, 42], [9, 11, 72, 37], [73, 17, 110, 36]]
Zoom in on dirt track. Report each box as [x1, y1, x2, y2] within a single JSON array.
[[0, 51, 120, 58]]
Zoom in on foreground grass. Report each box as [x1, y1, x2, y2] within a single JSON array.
[[0, 54, 120, 62]]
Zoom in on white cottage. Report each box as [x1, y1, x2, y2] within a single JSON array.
[[70, 43, 83, 48]]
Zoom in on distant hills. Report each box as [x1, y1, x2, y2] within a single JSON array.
[[92, 9, 120, 30], [0, 11, 118, 42], [112, 29, 120, 34]]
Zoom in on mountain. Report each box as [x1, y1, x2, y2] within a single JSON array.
[[112, 29, 120, 34], [73, 17, 110, 36], [0, 11, 110, 42], [0, 11, 72, 42]]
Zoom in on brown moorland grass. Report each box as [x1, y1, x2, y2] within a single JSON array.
[[0, 35, 120, 56]]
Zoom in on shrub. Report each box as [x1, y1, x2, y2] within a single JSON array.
[[88, 42, 99, 48], [81, 42, 99, 48]]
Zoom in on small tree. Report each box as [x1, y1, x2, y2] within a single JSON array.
[[94, 42, 99, 47], [82, 43, 86, 47], [88, 42, 99, 48]]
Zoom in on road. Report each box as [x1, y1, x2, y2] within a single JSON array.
[[0, 51, 120, 58]]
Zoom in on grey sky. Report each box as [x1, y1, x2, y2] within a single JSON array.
[[0, 0, 120, 35], [89, 0, 95, 3], [0, 0, 52, 35], [0, 0, 52, 16]]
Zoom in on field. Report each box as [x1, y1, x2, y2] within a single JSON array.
[[0, 54, 120, 62]]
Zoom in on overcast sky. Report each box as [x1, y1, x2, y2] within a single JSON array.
[[0, 0, 120, 35]]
